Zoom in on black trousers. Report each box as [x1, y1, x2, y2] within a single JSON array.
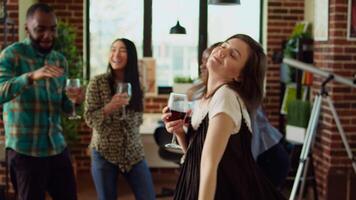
[[7, 148, 77, 200], [257, 141, 290, 188]]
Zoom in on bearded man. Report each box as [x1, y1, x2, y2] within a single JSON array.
[[0, 3, 83, 200]]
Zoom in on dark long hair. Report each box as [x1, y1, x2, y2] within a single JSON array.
[[107, 38, 143, 112], [225, 34, 267, 114]]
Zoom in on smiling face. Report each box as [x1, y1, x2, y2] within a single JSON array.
[[109, 40, 128, 71], [25, 10, 57, 54], [207, 38, 250, 82]]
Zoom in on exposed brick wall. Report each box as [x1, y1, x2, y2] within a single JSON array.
[[2, 1, 354, 200], [0, 0, 19, 195], [0, 0, 19, 49], [40, 0, 84, 52], [265, 0, 305, 127], [144, 95, 169, 113], [311, 0, 356, 199]]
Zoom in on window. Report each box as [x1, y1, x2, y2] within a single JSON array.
[[208, 0, 261, 45], [152, 0, 199, 86], [87, 0, 262, 87], [89, 0, 143, 78]]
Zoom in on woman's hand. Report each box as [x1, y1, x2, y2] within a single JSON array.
[[66, 86, 86, 104], [103, 93, 129, 115], [161, 106, 185, 136]]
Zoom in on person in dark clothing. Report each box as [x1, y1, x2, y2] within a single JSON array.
[[162, 34, 286, 199], [189, 42, 290, 190]]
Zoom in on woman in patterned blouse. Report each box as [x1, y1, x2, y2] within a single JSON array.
[[84, 38, 155, 200]]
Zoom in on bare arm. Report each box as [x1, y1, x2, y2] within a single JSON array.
[[198, 113, 235, 200]]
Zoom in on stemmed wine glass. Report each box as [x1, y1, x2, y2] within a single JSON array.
[[117, 82, 132, 119], [165, 92, 188, 154], [66, 78, 82, 120]]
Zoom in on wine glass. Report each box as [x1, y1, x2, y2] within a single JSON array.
[[66, 78, 82, 120], [117, 82, 132, 118], [165, 92, 188, 154]]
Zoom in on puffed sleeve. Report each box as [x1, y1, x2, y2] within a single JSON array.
[[208, 86, 251, 133]]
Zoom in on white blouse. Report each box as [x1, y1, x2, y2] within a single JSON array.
[[191, 85, 252, 134]]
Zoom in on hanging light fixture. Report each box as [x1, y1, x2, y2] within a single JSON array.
[[170, 21, 186, 34], [169, 0, 186, 34], [209, 0, 241, 5]]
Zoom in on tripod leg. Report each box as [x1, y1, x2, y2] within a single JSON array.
[[325, 96, 356, 174], [289, 95, 323, 200], [297, 158, 310, 200]]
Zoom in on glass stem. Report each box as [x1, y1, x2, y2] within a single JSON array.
[[122, 106, 126, 118], [72, 103, 77, 117], [171, 134, 177, 145]]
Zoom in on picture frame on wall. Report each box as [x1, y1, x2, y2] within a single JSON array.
[[347, 0, 356, 40], [0, 0, 6, 23], [138, 57, 157, 96], [314, 0, 329, 41]]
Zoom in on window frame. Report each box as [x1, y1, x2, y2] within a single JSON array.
[[84, 0, 263, 81]]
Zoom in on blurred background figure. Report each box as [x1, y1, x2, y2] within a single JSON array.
[[84, 38, 155, 200]]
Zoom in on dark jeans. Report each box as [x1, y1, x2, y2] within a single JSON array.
[[91, 149, 156, 200], [7, 148, 77, 200]]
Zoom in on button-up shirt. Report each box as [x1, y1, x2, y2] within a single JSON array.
[[0, 39, 72, 157], [84, 73, 144, 172]]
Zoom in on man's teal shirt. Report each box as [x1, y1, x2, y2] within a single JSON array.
[[0, 39, 73, 157]]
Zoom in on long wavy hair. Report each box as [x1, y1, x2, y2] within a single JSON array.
[[107, 38, 143, 112], [225, 34, 266, 114], [190, 34, 266, 114]]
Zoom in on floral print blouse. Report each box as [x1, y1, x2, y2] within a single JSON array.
[[84, 73, 144, 172]]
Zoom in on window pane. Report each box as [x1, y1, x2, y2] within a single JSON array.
[[208, 0, 261, 45], [152, 0, 199, 86], [89, 0, 143, 78]]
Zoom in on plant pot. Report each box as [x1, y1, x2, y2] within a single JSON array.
[[172, 83, 193, 94], [286, 124, 306, 144]]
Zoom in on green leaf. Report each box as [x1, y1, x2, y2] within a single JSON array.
[[54, 21, 84, 144]]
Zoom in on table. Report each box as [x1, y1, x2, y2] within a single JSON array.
[[140, 113, 179, 168]]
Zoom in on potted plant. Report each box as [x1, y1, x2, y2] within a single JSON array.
[[54, 21, 84, 175], [283, 22, 313, 143], [286, 99, 311, 143], [173, 76, 194, 94]]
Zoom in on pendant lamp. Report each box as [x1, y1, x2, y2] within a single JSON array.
[[209, 0, 241, 5], [170, 21, 186, 34]]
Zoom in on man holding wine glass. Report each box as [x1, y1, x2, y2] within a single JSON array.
[[0, 3, 83, 200]]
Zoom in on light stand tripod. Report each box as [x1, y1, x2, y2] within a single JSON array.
[[283, 58, 356, 200]]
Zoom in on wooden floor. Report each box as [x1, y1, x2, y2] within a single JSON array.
[[77, 169, 179, 200], [76, 169, 303, 200], [4, 168, 315, 200]]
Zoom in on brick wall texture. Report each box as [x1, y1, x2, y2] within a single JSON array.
[[0, 0, 355, 199], [311, 0, 356, 199]]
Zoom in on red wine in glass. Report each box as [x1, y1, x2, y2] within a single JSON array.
[[165, 93, 188, 154], [167, 109, 186, 122]]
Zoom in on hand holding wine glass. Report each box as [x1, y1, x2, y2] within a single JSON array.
[[164, 92, 189, 154], [117, 82, 132, 119], [66, 78, 82, 120]]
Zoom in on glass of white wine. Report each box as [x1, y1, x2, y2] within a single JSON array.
[[66, 78, 82, 120], [117, 82, 132, 119]]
